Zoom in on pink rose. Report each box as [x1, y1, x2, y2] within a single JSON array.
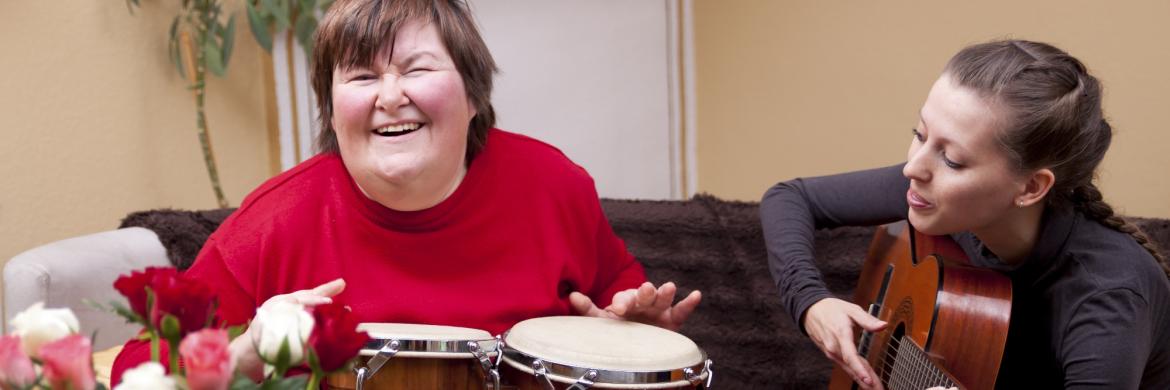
[[0, 335, 35, 389], [40, 334, 96, 390], [179, 329, 234, 390]]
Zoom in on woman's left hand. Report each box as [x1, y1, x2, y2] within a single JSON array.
[[569, 282, 701, 331]]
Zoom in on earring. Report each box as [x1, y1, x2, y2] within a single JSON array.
[[1017, 200, 1025, 207]]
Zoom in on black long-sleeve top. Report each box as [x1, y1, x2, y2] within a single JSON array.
[[760, 163, 1170, 389]]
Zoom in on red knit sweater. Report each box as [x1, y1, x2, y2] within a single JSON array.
[[111, 129, 646, 384]]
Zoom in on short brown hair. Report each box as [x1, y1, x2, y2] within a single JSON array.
[[311, 0, 498, 163]]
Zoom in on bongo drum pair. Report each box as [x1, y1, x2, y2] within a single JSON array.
[[326, 316, 713, 390]]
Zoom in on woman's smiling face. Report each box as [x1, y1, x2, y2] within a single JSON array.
[[903, 74, 1030, 236], [330, 20, 476, 210]]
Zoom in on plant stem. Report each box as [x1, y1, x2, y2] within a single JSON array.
[[306, 373, 321, 390], [169, 345, 182, 376], [194, 65, 229, 209], [150, 333, 160, 363], [182, 18, 229, 209]]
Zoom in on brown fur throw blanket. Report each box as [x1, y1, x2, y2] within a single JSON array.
[[119, 195, 1170, 389]]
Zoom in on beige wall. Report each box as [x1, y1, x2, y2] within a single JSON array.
[[693, 1, 1170, 218], [0, 1, 272, 278]]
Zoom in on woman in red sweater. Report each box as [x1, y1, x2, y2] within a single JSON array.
[[111, 0, 701, 384]]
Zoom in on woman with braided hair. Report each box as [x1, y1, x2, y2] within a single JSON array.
[[762, 39, 1170, 389]]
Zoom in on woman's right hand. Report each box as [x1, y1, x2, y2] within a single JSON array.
[[229, 278, 347, 381], [804, 297, 888, 390]]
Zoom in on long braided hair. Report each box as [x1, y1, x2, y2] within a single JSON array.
[[944, 39, 1169, 278]]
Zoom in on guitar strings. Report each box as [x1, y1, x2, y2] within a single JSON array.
[[871, 335, 954, 389]]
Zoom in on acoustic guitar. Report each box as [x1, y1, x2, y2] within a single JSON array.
[[827, 222, 1012, 390]]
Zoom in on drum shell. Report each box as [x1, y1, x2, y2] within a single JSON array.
[[324, 355, 491, 390], [499, 364, 704, 390]]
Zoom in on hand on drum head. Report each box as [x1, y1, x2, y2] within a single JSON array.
[[229, 278, 348, 382], [569, 281, 701, 331], [804, 297, 887, 390]]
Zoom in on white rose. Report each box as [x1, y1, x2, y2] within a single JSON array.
[[253, 300, 314, 365], [9, 302, 79, 358], [114, 361, 176, 390]]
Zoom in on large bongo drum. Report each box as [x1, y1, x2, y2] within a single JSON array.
[[325, 323, 501, 390], [500, 316, 713, 389]]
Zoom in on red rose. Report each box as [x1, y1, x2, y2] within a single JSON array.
[[0, 335, 36, 389], [179, 329, 234, 390], [308, 302, 369, 372], [150, 272, 216, 338], [40, 334, 96, 390], [114, 267, 179, 321]]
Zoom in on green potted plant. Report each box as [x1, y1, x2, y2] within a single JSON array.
[[126, 0, 332, 208]]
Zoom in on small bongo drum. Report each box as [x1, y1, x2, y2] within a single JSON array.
[[500, 316, 713, 389], [325, 323, 501, 390]]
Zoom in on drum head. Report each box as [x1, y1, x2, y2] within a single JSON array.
[[357, 323, 496, 359], [502, 316, 709, 388]]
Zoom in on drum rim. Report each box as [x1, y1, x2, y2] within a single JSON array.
[[360, 337, 499, 358], [500, 343, 710, 387]]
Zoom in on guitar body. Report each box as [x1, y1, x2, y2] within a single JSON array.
[[827, 223, 1012, 390]]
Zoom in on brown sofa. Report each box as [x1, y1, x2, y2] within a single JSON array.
[[105, 195, 1170, 388]]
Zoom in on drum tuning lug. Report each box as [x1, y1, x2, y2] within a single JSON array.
[[359, 339, 400, 383], [468, 341, 501, 390], [531, 359, 556, 390], [566, 369, 597, 390], [353, 366, 369, 390], [704, 359, 714, 388], [493, 334, 505, 367]]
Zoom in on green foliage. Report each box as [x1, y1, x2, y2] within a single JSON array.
[[246, 0, 333, 56], [261, 375, 309, 390], [128, 0, 235, 81], [126, 0, 334, 79], [227, 322, 249, 341], [274, 337, 293, 376], [124, 0, 333, 208], [84, 299, 145, 325], [161, 314, 182, 342]]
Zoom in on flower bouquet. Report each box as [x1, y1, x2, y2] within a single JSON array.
[[0, 266, 369, 390]]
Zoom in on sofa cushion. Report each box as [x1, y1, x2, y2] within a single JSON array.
[[119, 208, 234, 270]]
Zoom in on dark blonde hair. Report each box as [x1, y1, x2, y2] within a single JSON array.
[[945, 39, 1168, 277], [311, 0, 498, 163]]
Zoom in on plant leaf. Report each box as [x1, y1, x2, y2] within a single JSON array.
[[260, 375, 308, 390], [293, 14, 317, 56], [261, 0, 278, 16], [226, 323, 248, 341], [169, 16, 186, 78], [106, 300, 146, 325], [270, 337, 293, 377], [204, 39, 226, 77], [306, 347, 321, 373], [221, 14, 237, 68], [272, 0, 291, 30], [230, 375, 263, 390], [246, 1, 273, 52]]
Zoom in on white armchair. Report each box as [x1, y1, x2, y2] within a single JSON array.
[[3, 227, 170, 350]]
